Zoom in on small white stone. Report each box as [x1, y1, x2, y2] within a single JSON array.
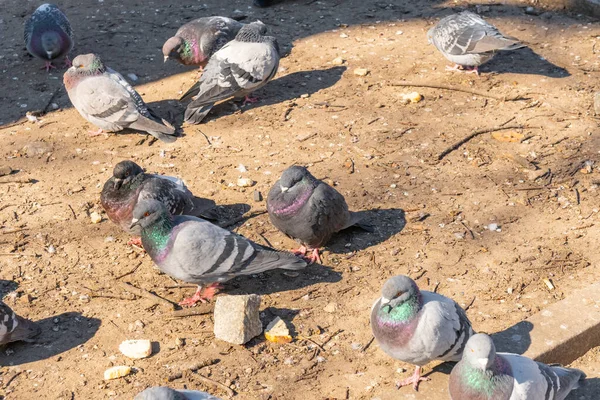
[[237, 178, 255, 187], [127, 73, 138, 81], [119, 339, 152, 359], [237, 164, 248, 173], [90, 212, 102, 224]]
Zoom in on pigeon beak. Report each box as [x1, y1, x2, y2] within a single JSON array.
[[280, 185, 289, 193], [163, 55, 169, 63], [477, 358, 489, 369], [129, 218, 140, 230], [113, 178, 123, 190], [380, 297, 390, 306]]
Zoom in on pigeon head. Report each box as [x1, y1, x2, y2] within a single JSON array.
[[130, 199, 170, 231], [162, 36, 185, 63], [278, 166, 315, 194], [112, 160, 144, 190], [462, 334, 496, 370], [380, 275, 420, 309], [236, 21, 268, 42], [69, 53, 105, 75], [41, 31, 63, 60], [134, 386, 188, 400]]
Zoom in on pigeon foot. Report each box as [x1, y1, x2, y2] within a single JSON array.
[[88, 128, 105, 136], [396, 367, 430, 391], [63, 56, 72, 68], [127, 237, 143, 247], [445, 64, 479, 75], [41, 61, 56, 72], [242, 95, 260, 106], [306, 248, 322, 264], [179, 283, 223, 307]]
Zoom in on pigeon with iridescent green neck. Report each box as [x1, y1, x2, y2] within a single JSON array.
[[135, 386, 221, 400], [162, 17, 243, 69], [130, 199, 307, 306], [0, 301, 41, 345], [449, 333, 585, 400], [370, 275, 474, 391]]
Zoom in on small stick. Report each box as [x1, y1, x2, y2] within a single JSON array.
[[390, 82, 527, 102], [0, 178, 33, 184], [114, 261, 142, 280], [2, 370, 23, 389], [460, 221, 475, 240], [292, 288, 318, 301], [0, 204, 17, 212], [297, 132, 318, 142], [367, 117, 380, 125], [438, 125, 525, 161], [168, 306, 213, 319], [258, 233, 274, 248], [68, 204, 77, 220], [118, 281, 176, 310], [361, 336, 375, 353], [196, 373, 235, 397], [1, 228, 27, 235], [300, 337, 325, 352], [167, 358, 219, 381], [198, 129, 211, 145], [321, 329, 343, 348], [464, 296, 476, 311], [0, 253, 38, 257]]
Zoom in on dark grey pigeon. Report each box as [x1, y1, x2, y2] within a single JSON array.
[[135, 386, 221, 400], [0, 301, 41, 345], [64, 53, 177, 142], [428, 11, 524, 74], [266, 165, 371, 264], [371, 275, 474, 391], [180, 21, 280, 124], [100, 160, 217, 241], [130, 200, 307, 306], [24, 3, 73, 72], [449, 333, 585, 400], [162, 16, 243, 68]]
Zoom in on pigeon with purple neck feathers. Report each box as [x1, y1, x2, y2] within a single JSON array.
[[24, 3, 74, 72], [428, 11, 524, 75], [100, 160, 217, 242], [135, 386, 221, 400], [370, 275, 474, 391], [0, 301, 41, 345], [129, 199, 307, 306], [449, 333, 585, 400], [180, 21, 280, 124], [162, 16, 243, 68], [64, 53, 177, 142], [267, 166, 371, 264]]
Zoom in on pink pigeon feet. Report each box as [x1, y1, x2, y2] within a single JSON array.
[[63, 56, 72, 68], [41, 61, 56, 72], [178, 283, 224, 307], [445, 64, 479, 75], [127, 237, 143, 247], [88, 128, 104, 136], [242, 95, 260, 106], [292, 246, 321, 264], [396, 367, 430, 391]]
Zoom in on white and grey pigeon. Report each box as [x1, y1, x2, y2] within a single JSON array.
[[135, 386, 221, 400], [100, 160, 217, 245], [428, 11, 524, 74], [0, 301, 41, 345], [180, 21, 280, 124], [370, 275, 474, 391], [266, 166, 372, 264], [63, 53, 177, 142], [130, 199, 307, 306], [162, 16, 243, 68], [24, 3, 74, 72], [449, 333, 585, 400]]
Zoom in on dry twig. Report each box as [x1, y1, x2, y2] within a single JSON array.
[[390, 82, 527, 102], [118, 281, 176, 310]]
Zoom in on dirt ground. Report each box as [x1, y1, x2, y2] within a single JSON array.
[[1, 0, 600, 399]]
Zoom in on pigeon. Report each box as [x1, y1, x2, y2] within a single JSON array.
[[449, 333, 585, 400], [63, 53, 177, 142], [428, 11, 524, 74], [130, 199, 307, 306], [180, 21, 280, 124], [0, 301, 41, 345], [135, 386, 221, 400], [162, 17, 243, 68], [100, 160, 217, 245], [266, 166, 371, 264], [370, 275, 474, 391], [24, 3, 74, 72]]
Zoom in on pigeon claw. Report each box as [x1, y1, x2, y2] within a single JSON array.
[[127, 237, 143, 247], [396, 367, 430, 391], [179, 283, 223, 307], [445, 64, 479, 75], [41, 61, 56, 72], [292, 245, 308, 257], [242, 95, 260, 106], [305, 248, 322, 264], [63, 56, 72, 68], [88, 128, 105, 136]]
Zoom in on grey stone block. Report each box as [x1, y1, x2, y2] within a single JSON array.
[[213, 294, 262, 345]]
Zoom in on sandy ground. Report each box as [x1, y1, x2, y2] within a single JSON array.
[[1, 0, 600, 399]]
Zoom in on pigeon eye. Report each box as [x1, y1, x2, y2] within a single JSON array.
[[143, 212, 150, 217]]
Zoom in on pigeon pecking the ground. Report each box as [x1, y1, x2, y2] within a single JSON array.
[[63, 53, 178, 142], [162, 16, 243, 69], [428, 11, 524, 75], [370, 275, 474, 391], [100, 160, 217, 246], [180, 21, 280, 124], [0, 301, 41, 345], [135, 386, 221, 400], [24, 3, 74, 72], [449, 333, 585, 400], [266, 165, 372, 264], [129, 199, 307, 306]]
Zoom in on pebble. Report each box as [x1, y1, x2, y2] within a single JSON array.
[[323, 302, 338, 313], [353, 68, 369, 76], [340, 33, 349, 38], [237, 164, 248, 173], [0, 166, 12, 176], [47, 245, 56, 254], [90, 212, 102, 224], [331, 57, 345, 65], [214, 294, 262, 344], [253, 190, 263, 202], [237, 178, 255, 187]]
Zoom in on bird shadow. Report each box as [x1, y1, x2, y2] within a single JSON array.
[[490, 320, 534, 355], [327, 208, 406, 255], [0, 280, 19, 298], [0, 312, 101, 366], [482, 47, 570, 77]]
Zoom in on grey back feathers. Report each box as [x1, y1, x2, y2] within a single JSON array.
[[428, 11, 524, 67], [181, 21, 280, 124], [24, 4, 73, 63], [0, 301, 41, 345], [131, 200, 306, 286], [267, 166, 370, 249], [63, 53, 177, 143], [135, 386, 222, 400]]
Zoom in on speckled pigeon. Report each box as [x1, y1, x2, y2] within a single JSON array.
[[180, 21, 280, 124], [0, 301, 41, 345], [266, 166, 371, 264], [162, 17, 243, 68], [449, 333, 585, 400], [135, 386, 221, 400], [100, 160, 217, 244], [428, 11, 524, 74], [63, 53, 177, 142], [24, 3, 73, 72], [130, 199, 306, 306], [370, 275, 474, 391]]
